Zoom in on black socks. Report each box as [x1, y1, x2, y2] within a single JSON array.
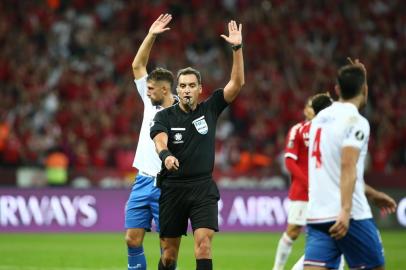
[[196, 259, 212, 270], [158, 259, 176, 270]]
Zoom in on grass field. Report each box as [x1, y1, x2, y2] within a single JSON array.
[[0, 231, 405, 270]]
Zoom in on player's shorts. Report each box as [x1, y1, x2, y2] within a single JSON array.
[[304, 218, 385, 269], [125, 173, 160, 231], [287, 200, 308, 226], [159, 180, 220, 238]]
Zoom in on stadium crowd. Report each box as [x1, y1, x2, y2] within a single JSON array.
[[0, 0, 405, 176]]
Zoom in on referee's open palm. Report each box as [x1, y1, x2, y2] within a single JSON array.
[[221, 20, 242, 46], [149, 14, 172, 35]]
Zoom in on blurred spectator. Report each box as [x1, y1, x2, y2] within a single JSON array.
[[0, 0, 404, 176], [0, 121, 10, 158], [45, 148, 69, 186]]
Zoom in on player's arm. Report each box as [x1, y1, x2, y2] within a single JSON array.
[[285, 158, 307, 182], [284, 124, 306, 182], [329, 146, 359, 240], [347, 57, 367, 79], [221, 20, 244, 103], [365, 184, 397, 215], [152, 132, 179, 171], [131, 14, 172, 79]]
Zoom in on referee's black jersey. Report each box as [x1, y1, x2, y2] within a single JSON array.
[[150, 89, 228, 184]]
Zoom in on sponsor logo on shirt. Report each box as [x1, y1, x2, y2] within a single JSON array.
[[303, 132, 310, 146], [173, 132, 184, 144]]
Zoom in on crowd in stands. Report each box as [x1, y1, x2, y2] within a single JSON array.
[[0, 0, 405, 177]]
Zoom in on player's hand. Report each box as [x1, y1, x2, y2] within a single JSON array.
[[370, 191, 397, 216], [164, 156, 179, 171], [347, 57, 367, 78], [149, 14, 172, 35], [329, 210, 350, 240], [221, 20, 242, 46]]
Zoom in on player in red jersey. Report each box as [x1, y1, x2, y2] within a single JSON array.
[[272, 93, 333, 270]]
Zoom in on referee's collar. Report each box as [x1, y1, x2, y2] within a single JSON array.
[[176, 102, 200, 114], [173, 95, 180, 105]]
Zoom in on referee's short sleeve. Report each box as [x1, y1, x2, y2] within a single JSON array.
[[206, 89, 229, 117], [150, 110, 169, 139]]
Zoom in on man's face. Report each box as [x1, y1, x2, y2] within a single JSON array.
[[147, 80, 166, 106], [304, 101, 315, 121], [177, 74, 202, 108]]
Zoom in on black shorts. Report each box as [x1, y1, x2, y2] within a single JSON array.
[[159, 180, 220, 238]]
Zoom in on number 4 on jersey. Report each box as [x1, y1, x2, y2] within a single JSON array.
[[311, 128, 322, 168]]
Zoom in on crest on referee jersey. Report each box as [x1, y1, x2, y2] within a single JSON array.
[[192, 116, 208, 135]]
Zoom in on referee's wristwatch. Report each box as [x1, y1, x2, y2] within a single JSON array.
[[231, 43, 243, 51]]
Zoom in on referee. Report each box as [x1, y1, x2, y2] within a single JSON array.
[[150, 20, 244, 270]]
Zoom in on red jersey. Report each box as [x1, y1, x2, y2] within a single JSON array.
[[284, 121, 311, 201]]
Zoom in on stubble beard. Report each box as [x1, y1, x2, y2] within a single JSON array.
[[151, 98, 163, 106]]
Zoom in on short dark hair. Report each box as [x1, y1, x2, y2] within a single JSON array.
[[147, 68, 174, 88], [176, 67, 202, 85], [311, 93, 333, 115], [337, 65, 366, 100]]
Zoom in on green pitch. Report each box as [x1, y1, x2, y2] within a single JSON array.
[[0, 231, 405, 269]]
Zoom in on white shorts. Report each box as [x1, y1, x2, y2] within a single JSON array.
[[287, 200, 308, 226]]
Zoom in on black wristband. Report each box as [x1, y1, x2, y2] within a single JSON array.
[[158, 149, 172, 162], [231, 43, 243, 51]]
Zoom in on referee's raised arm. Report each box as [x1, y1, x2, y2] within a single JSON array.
[[221, 20, 245, 103], [131, 14, 172, 80]]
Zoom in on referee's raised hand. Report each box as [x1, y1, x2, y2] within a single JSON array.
[[149, 13, 172, 36], [220, 20, 242, 46], [164, 155, 179, 171]]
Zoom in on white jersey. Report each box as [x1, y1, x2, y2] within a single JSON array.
[[307, 102, 372, 223], [132, 75, 163, 176]]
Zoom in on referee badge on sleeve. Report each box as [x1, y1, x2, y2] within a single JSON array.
[[192, 116, 208, 135]]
